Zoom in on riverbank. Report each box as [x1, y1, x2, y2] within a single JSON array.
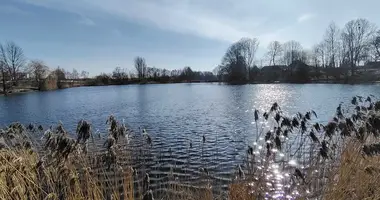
[[1, 76, 379, 97]]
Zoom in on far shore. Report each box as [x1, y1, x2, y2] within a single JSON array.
[[1, 79, 379, 96]]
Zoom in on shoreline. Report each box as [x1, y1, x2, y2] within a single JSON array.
[[1, 79, 379, 96]]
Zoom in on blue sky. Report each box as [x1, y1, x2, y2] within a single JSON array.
[[1, 0, 379, 76]]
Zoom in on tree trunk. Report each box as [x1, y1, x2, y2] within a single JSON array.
[[1, 69, 6, 95]]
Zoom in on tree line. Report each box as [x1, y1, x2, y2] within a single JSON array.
[[0, 41, 217, 94], [216, 18, 380, 83], [91, 57, 217, 86], [2, 17, 380, 93]]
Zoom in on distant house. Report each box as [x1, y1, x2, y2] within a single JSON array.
[[364, 61, 380, 69], [259, 65, 287, 82]]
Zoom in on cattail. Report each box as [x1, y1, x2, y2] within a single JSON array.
[[325, 122, 337, 138], [301, 120, 306, 133], [254, 110, 259, 121], [266, 143, 273, 157], [363, 143, 380, 156], [375, 101, 380, 111], [292, 117, 299, 127], [294, 168, 305, 183], [142, 190, 154, 200], [320, 140, 329, 159], [27, 123, 35, 131], [275, 136, 281, 150], [189, 141, 192, 148], [143, 173, 150, 192], [200, 167, 209, 175], [276, 127, 281, 136], [202, 135, 206, 143], [146, 135, 152, 146], [309, 131, 319, 143], [311, 110, 317, 118], [336, 104, 343, 119], [305, 112, 311, 120], [263, 112, 269, 120], [270, 102, 279, 112], [76, 120, 91, 144], [238, 165, 245, 179], [313, 123, 321, 132], [283, 129, 289, 138], [275, 113, 281, 123], [281, 117, 291, 127], [265, 131, 271, 142], [297, 112, 303, 120], [104, 136, 115, 150], [247, 146, 253, 155], [351, 96, 358, 105], [366, 96, 372, 103]]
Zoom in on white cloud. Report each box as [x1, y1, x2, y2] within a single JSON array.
[[18, 0, 290, 45], [78, 16, 96, 26], [297, 13, 315, 23], [0, 5, 29, 15]]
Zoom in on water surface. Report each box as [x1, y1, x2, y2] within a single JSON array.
[[1, 83, 379, 192]]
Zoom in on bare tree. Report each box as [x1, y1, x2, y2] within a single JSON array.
[[314, 42, 327, 68], [0, 41, 26, 85], [65, 70, 72, 79], [324, 22, 340, 67], [28, 60, 49, 89], [369, 30, 380, 61], [72, 68, 79, 79], [239, 38, 259, 68], [267, 41, 283, 66], [239, 38, 259, 80], [112, 67, 128, 80], [283, 40, 303, 65], [0, 60, 7, 94], [341, 18, 376, 75], [80, 70, 89, 79], [218, 38, 259, 82], [134, 57, 147, 79]]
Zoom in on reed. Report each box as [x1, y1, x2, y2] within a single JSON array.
[[0, 96, 379, 199]]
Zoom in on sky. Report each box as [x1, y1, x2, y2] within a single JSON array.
[[1, 0, 380, 76]]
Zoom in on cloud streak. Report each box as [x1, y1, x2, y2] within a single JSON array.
[[297, 13, 315, 23], [18, 0, 293, 45], [78, 16, 96, 26], [0, 4, 29, 15]]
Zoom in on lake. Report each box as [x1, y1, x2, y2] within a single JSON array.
[[1, 83, 380, 192]]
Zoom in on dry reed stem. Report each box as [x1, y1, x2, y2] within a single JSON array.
[[324, 140, 380, 200]]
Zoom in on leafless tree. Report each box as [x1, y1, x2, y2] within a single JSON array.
[[65, 70, 72, 79], [134, 56, 147, 79], [313, 42, 327, 68], [0, 60, 7, 94], [267, 41, 283, 66], [72, 68, 79, 79], [112, 67, 128, 80], [341, 18, 376, 75], [28, 60, 49, 89], [218, 38, 259, 82], [324, 22, 340, 67], [80, 70, 89, 79], [0, 41, 26, 84], [239, 38, 259, 68], [239, 38, 259, 80], [369, 30, 380, 61], [283, 40, 303, 65]]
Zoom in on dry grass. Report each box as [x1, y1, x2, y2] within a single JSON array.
[[324, 140, 380, 200], [0, 148, 134, 200], [0, 97, 379, 200]]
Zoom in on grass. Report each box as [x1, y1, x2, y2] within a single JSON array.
[[0, 96, 379, 199]]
